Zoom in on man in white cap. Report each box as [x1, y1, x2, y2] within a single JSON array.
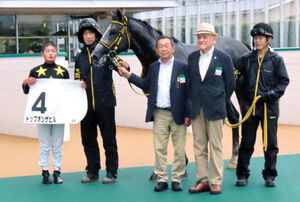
[[186, 23, 235, 194]]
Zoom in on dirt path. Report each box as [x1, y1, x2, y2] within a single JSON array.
[[0, 124, 299, 178]]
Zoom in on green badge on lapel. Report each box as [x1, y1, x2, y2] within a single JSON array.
[[177, 74, 186, 83], [215, 67, 222, 76]]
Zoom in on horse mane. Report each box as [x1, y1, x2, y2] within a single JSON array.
[[127, 16, 188, 48], [127, 16, 163, 38]]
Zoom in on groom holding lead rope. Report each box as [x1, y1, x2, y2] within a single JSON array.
[[235, 23, 289, 187]]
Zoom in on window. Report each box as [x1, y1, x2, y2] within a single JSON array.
[[0, 14, 107, 62], [0, 15, 16, 54], [239, 0, 251, 46], [17, 15, 67, 53], [0, 15, 15, 36], [0, 39, 16, 54]]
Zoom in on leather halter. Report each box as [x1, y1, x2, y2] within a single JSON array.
[[98, 15, 131, 53]]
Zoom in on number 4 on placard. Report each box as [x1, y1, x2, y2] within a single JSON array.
[[32, 92, 47, 114]]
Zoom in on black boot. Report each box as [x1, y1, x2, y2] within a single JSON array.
[[42, 170, 52, 184], [53, 170, 63, 184]]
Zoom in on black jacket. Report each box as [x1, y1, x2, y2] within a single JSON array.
[[236, 49, 289, 117], [187, 48, 236, 120], [22, 63, 69, 94], [75, 42, 116, 110], [129, 58, 189, 125]]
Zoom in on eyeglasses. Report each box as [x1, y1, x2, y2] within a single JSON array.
[[250, 28, 273, 38]]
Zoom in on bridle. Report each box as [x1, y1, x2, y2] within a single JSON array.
[[98, 14, 148, 97], [99, 15, 131, 53]]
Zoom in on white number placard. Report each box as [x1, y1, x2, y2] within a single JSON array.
[[24, 79, 87, 124]]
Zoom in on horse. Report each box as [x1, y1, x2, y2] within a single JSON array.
[[91, 10, 250, 169]]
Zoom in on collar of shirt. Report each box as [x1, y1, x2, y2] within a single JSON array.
[[200, 46, 214, 56], [199, 46, 214, 81], [158, 55, 174, 65], [156, 56, 174, 108]]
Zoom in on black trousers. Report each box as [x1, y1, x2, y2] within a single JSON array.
[[236, 115, 278, 180], [80, 107, 118, 176]]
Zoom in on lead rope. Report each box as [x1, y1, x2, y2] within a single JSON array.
[[128, 71, 149, 96], [225, 55, 268, 151], [255, 56, 268, 152], [116, 56, 149, 96]]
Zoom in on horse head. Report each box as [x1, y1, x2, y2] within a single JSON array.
[[92, 9, 131, 67]]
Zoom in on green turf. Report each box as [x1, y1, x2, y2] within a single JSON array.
[[1, 154, 300, 202]]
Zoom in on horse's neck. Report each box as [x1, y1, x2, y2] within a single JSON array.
[[131, 39, 158, 69], [128, 19, 161, 70]]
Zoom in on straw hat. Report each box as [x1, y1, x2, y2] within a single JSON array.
[[194, 23, 218, 36]]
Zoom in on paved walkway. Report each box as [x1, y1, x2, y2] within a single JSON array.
[[1, 155, 300, 202], [0, 124, 299, 178]]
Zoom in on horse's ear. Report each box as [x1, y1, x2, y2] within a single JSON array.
[[116, 9, 123, 20]]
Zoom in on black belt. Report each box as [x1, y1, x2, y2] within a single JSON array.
[[156, 106, 171, 111]]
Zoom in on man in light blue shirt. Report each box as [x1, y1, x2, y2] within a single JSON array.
[[119, 36, 190, 192], [156, 56, 174, 108]]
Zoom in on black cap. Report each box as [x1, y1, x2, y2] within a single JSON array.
[[250, 23, 273, 38], [77, 18, 102, 43]]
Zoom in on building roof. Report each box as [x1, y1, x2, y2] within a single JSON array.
[[0, 0, 179, 15]]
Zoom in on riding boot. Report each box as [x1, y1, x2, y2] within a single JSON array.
[[42, 170, 52, 184]]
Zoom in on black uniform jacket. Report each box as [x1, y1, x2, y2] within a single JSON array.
[[22, 63, 69, 94], [74, 42, 116, 110], [187, 48, 236, 120], [236, 49, 289, 117]]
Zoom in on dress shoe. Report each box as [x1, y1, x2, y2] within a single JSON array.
[[171, 182, 183, 191], [53, 170, 63, 184], [81, 173, 99, 183], [236, 178, 248, 186], [265, 178, 276, 187], [42, 170, 52, 184], [102, 172, 117, 184], [149, 172, 158, 181], [154, 182, 168, 192], [210, 184, 222, 194], [189, 180, 210, 193]]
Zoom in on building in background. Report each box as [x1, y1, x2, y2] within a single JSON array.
[[0, 0, 179, 62], [0, 0, 179, 138], [135, 0, 300, 49], [1, 0, 299, 63], [1, 0, 300, 139]]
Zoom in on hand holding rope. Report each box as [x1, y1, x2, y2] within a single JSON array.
[[225, 55, 269, 151]]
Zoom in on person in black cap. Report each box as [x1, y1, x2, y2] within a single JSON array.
[[235, 23, 289, 187], [75, 18, 119, 184]]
